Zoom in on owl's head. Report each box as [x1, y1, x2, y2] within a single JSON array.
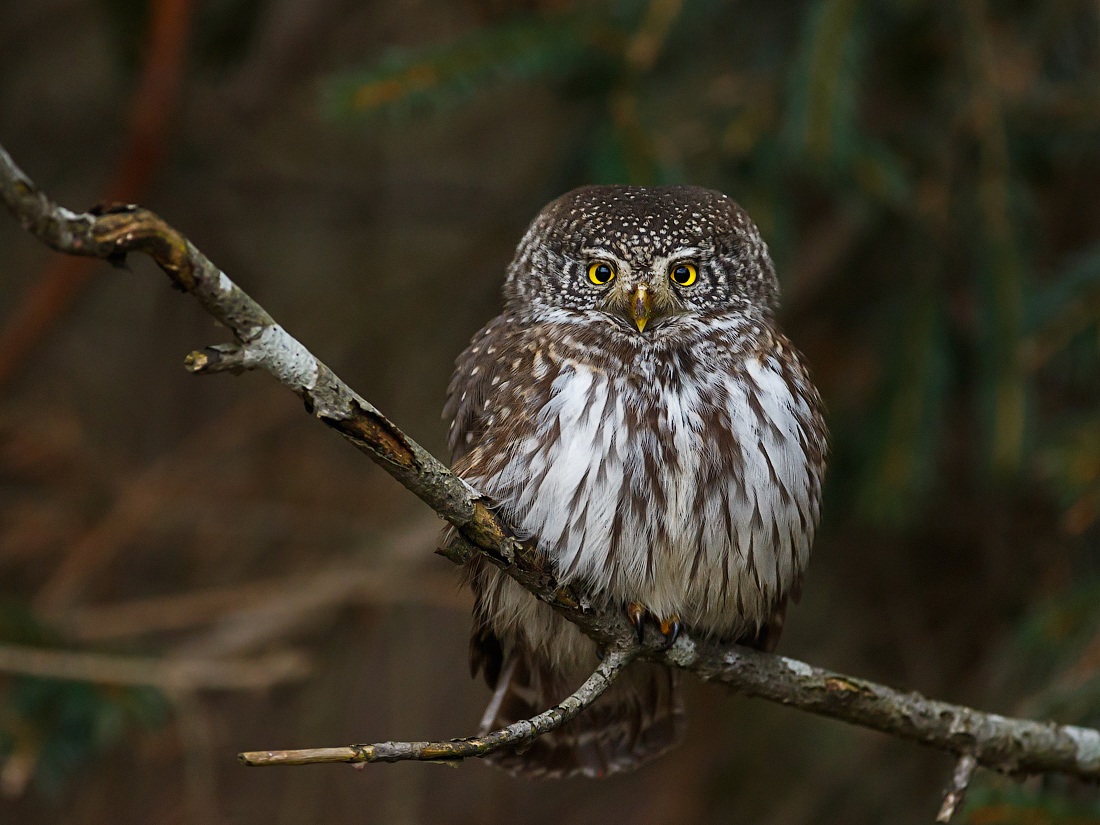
[[503, 185, 779, 333]]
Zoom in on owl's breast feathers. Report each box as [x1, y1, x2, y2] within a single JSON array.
[[445, 310, 827, 643]]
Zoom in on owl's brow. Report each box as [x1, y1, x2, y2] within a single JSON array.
[[653, 249, 703, 275], [579, 247, 622, 261]]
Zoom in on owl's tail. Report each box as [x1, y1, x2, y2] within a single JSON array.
[[478, 646, 686, 779]]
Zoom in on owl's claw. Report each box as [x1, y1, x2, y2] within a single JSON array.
[[626, 603, 647, 645], [659, 616, 681, 650], [625, 603, 681, 650]]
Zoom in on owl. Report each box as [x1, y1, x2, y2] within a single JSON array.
[[444, 185, 827, 779]]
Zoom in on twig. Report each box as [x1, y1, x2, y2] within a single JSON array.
[[238, 647, 635, 766], [5, 141, 1100, 791], [0, 643, 309, 690], [184, 344, 262, 375], [936, 754, 979, 822]]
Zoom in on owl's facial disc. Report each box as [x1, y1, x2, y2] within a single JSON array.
[[581, 252, 661, 333], [583, 256, 687, 334]]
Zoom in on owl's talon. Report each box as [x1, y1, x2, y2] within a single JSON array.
[[659, 616, 681, 650], [626, 603, 647, 645], [626, 604, 681, 648]]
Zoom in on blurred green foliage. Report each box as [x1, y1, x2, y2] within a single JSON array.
[[0, 600, 167, 799]]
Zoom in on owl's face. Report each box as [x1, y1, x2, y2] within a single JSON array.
[[504, 185, 779, 334]]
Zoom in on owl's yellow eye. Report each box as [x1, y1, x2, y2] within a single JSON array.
[[670, 263, 697, 286], [588, 262, 616, 285]]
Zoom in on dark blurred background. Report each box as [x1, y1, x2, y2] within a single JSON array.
[[2, 0, 1100, 822]]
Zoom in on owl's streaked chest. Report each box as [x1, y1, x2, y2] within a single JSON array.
[[473, 335, 822, 635]]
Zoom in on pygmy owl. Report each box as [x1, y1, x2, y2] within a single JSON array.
[[444, 185, 827, 778]]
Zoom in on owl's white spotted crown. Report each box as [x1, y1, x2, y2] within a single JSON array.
[[504, 185, 780, 322]]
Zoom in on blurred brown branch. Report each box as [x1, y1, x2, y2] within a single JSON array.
[[0, 0, 195, 392], [611, 0, 689, 184], [34, 388, 295, 615], [61, 560, 468, 643], [171, 559, 465, 661], [171, 690, 222, 825], [4, 140, 1100, 806], [0, 643, 309, 691]]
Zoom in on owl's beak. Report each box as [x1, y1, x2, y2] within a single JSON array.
[[630, 284, 652, 332]]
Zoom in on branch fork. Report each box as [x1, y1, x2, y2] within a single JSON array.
[[239, 646, 637, 767], [185, 343, 261, 375], [937, 754, 979, 822]]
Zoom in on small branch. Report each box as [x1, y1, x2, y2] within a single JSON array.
[[0, 643, 310, 691], [937, 754, 979, 822], [4, 140, 1100, 796], [184, 344, 261, 375], [239, 647, 635, 766]]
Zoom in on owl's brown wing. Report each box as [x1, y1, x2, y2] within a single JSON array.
[[444, 316, 514, 466], [442, 316, 530, 688]]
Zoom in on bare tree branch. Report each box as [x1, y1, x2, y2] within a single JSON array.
[[238, 647, 636, 766], [5, 140, 1100, 796]]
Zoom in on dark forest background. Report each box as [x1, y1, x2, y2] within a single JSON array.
[[2, 0, 1100, 822]]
